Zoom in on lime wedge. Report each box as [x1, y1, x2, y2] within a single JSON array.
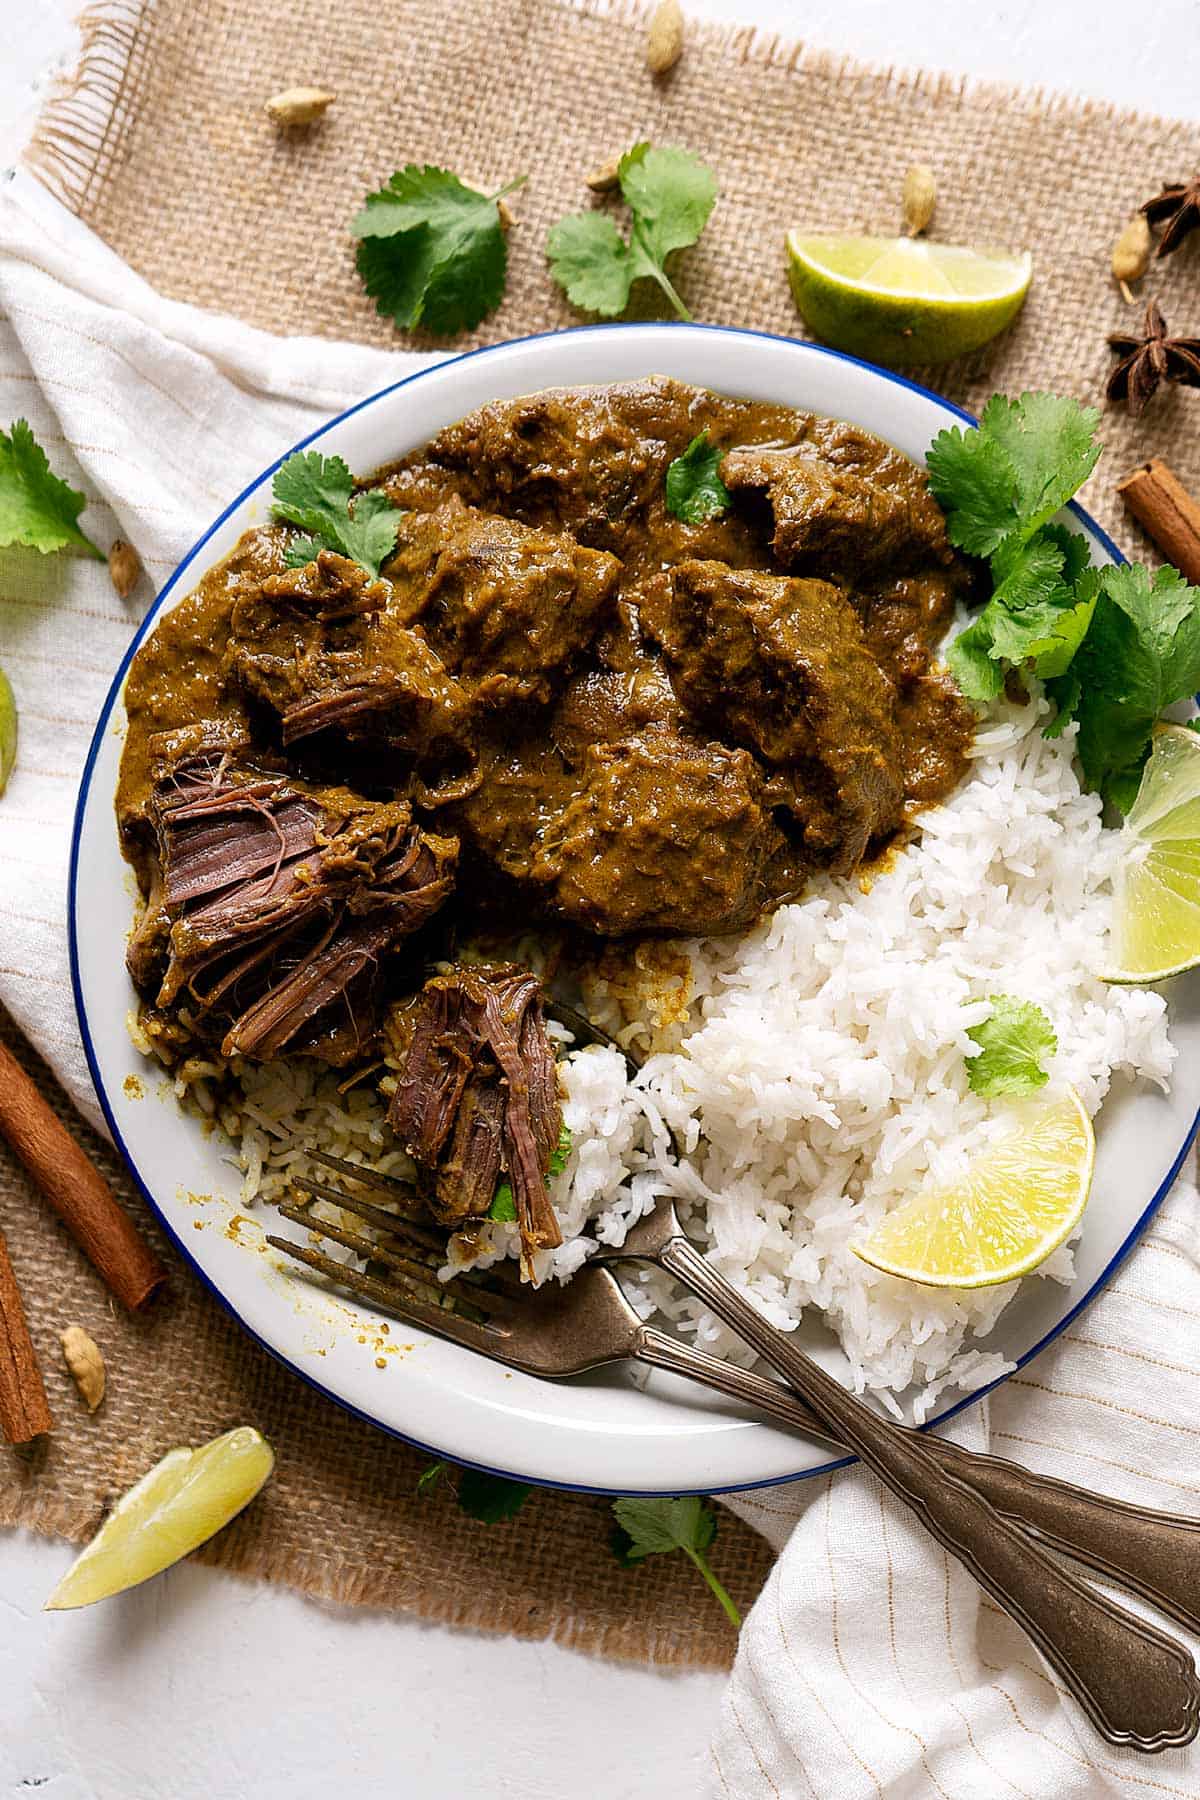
[[1102, 724, 1200, 983], [852, 1089, 1094, 1288], [45, 1427, 274, 1610], [786, 232, 1032, 366], [0, 664, 17, 796]]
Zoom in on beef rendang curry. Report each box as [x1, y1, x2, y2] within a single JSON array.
[[117, 377, 975, 1265]]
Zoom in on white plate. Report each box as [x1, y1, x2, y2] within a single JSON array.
[[70, 324, 1200, 1495]]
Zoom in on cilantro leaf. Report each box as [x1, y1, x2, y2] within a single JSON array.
[[416, 1460, 532, 1520], [958, 531, 1098, 685], [352, 165, 525, 335], [488, 1126, 571, 1220], [0, 663, 17, 798], [457, 1469, 532, 1523], [927, 394, 1101, 564], [545, 213, 635, 315], [548, 144, 717, 322], [946, 617, 1006, 702], [271, 451, 403, 578], [416, 1460, 448, 1495], [966, 996, 1058, 1098], [282, 535, 322, 569], [488, 1182, 516, 1223], [1066, 564, 1200, 808], [610, 1496, 741, 1628], [0, 420, 104, 559], [548, 1123, 573, 1178], [977, 393, 1101, 539], [621, 145, 718, 268], [665, 433, 730, 523]]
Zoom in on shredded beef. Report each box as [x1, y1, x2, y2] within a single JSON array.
[[130, 740, 457, 1064], [388, 964, 563, 1274]]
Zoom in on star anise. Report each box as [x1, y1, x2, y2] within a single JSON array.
[[1140, 176, 1200, 259], [1106, 299, 1200, 416]]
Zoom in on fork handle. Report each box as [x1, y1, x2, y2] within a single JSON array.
[[633, 1321, 1200, 1636], [649, 1234, 1200, 1752]]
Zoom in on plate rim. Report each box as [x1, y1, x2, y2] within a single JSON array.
[[68, 321, 1200, 1495]]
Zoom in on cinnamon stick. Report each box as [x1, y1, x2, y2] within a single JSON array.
[[0, 1227, 52, 1442], [1117, 459, 1200, 585], [0, 1040, 166, 1310]]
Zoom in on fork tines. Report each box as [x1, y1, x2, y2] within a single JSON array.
[[267, 1155, 523, 1331]]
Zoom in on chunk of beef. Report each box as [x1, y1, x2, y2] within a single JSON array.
[[895, 672, 976, 805], [721, 420, 953, 582], [225, 550, 389, 715], [852, 571, 962, 687], [536, 732, 781, 935], [386, 499, 620, 704], [224, 548, 469, 751], [549, 659, 681, 771], [659, 561, 903, 870], [449, 738, 575, 885], [420, 377, 801, 555], [132, 741, 457, 1064], [388, 964, 563, 1275]]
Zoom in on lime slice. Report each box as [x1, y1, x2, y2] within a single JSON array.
[[45, 1427, 274, 1610], [0, 664, 17, 796], [852, 1089, 1094, 1288], [786, 232, 1032, 366], [1102, 724, 1200, 983]]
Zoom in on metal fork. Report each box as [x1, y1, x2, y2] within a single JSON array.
[[268, 1153, 1200, 1752]]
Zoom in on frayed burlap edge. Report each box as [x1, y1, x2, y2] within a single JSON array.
[[25, 0, 150, 215], [25, 0, 1189, 221]]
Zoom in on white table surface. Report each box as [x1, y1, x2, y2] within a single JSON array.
[[2, 3, 1198, 1796]]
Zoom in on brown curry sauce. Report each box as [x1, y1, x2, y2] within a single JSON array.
[[118, 377, 975, 1069]]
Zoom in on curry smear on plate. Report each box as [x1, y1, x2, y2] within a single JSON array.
[[115, 377, 975, 1268]]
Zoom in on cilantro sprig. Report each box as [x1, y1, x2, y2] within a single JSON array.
[[271, 450, 404, 578], [928, 392, 1200, 808], [1050, 564, 1200, 811], [415, 1464, 738, 1627], [352, 165, 526, 336], [0, 419, 104, 560], [966, 996, 1057, 1099], [665, 432, 730, 523], [416, 1460, 533, 1521], [548, 144, 717, 322], [611, 1496, 741, 1628], [0, 419, 110, 799]]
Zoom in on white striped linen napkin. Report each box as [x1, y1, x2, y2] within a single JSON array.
[[3, 167, 1199, 1800]]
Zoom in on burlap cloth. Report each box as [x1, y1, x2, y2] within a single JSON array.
[[6, 0, 1199, 1667]]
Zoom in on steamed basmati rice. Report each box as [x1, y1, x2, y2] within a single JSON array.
[[211, 692, 1173, 1420]]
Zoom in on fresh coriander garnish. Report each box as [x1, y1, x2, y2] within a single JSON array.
[[0, 665, 17, 798], [610, 1496, 741, 1628], [416, 1459, 448, 1496], [414, 1459, 532, 1521], [927, 391, 1200, 808], [548, 143, 717, 322], [1050, 564, 1200, 811], [0, 418, 104, 559], [270, 450, 404, 578], [488, 1123, 572, 1221], [457, 1469, 533, 1522], [0, 418, 107, 798], [665, 431, 730, 523], [488, 1183, 517, 1223], [966, 996, 1057, 1098], [352, 164, 527, 336]]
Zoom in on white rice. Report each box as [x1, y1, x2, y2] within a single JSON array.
[[205, 690, 1174, 1420]]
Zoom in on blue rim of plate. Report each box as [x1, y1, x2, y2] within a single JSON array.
[[68, 322, 1200, 1497]]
